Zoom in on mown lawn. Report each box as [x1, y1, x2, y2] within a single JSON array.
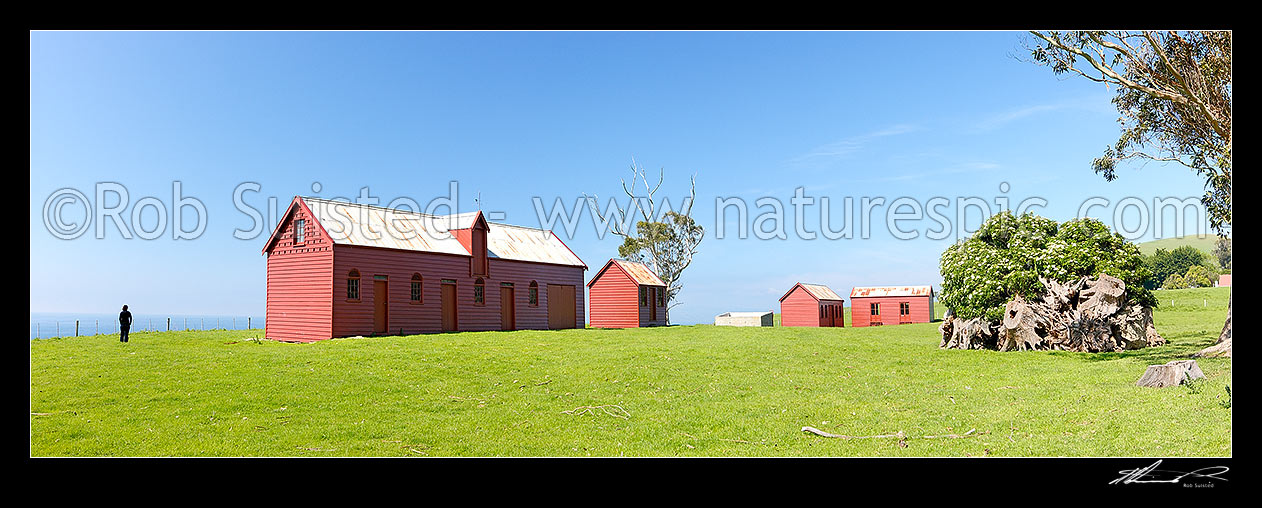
[[30, 287, 1231, 457]]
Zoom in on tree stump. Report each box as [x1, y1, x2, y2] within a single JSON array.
[[941, 274, 1164, 353], [1000, 295, 1051, 351], [1135, 360, 1206, 388]]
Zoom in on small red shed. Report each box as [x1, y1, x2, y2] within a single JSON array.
[[587, 259, 668, 328], [263, 196, 587, 342], [778, 283, 845, 327], [850, 286, 934, 327]]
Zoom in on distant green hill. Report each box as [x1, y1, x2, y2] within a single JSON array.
[[1137, 235, 1223, 256]]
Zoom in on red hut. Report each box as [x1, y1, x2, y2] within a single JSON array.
[[587, 259, 668, 328], [263, 196, 587, 342], [778, 283, 845, 327], [849, 286, 934, 327]]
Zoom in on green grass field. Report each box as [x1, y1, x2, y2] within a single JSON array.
[[1137, 234, 1222, 256], [30, 287, 1231, 457]]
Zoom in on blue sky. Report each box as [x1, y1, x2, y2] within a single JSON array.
[[30, 31, 1218, 324]]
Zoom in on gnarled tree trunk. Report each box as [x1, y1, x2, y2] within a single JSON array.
[[1196, 292, 1232, 358], [941, 274, 1164, 353]]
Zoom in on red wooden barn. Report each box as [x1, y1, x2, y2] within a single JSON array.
[[778, 283, 845, 327], [849, 286, 934, 327], [587, 259, 668, 328], [263, 196, 587, 342]]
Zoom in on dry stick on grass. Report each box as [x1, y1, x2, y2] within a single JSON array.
[[802, 427, 985, 440], [562, 404, 630, 419]]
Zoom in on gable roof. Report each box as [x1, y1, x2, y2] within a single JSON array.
[[779, 282, 844, 302], [587, 259, 666, 287], [850, 286, 934, 298], [266, 196, 586, 268], [262, 197, 320, 254]]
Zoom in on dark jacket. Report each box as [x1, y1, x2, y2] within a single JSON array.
[[120, 310, 132, 327]]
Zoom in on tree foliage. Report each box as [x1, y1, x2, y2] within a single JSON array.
[[1163, 272, 1190, 290], [1144, 245, 1209, 289], [617, 211, 704, 310], [1027, 31, 1232, 233], [940, 211, 1155, 322], [1213, 236, 1232, 270], [1183, 264, 1217, 288]]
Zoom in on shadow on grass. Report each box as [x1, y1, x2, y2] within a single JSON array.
[[1057, 332, 1219, 364]]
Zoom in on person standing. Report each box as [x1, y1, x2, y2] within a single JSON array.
[[119, 305, 133, 343]]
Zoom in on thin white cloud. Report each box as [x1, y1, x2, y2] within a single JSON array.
[[789, 123, 921, 165], [974, 104, 1062, 131], [972, 94, 1114, 132]]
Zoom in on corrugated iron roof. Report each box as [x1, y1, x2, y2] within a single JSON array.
[[300, 197, 585, 267], [485, 223, 586, 267], [611, 259, 666, 286], [779, 282, 844, 302], [799, 283, 844, 301], [850, 286, 934, 298]]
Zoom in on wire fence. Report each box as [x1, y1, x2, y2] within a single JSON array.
[[30, 315, 265, 340]]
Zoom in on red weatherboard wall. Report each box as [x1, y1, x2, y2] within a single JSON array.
[[587, 261, 666, 328], [265, 200, 334, 342], [263, 200, 585, 342], [850, 296, 933, 327], [779, 285, 844, 327], [330, 245, 585, 336]]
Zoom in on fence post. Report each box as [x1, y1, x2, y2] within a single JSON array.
[[217, 318, 220, 330], [167, 317, 171, 331], [248, 317, 251, 329], [76, 320, 79, 337], [57, 322, 60, 337], [96, 320, 99, 336]]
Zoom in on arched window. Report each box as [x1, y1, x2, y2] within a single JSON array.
[[474, 278, 485, 305], [347, 269, 361, 301], [528, 281, 539, 307], [411, 273, 423, 303]]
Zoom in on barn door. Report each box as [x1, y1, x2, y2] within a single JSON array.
[[441, 281, 457, 332], [500, 285, 515, 331], [373, 279, 389, 335], [547, 284, 576, 329]]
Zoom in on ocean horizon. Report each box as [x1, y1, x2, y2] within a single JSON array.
[[29, 311, 265, 339]]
